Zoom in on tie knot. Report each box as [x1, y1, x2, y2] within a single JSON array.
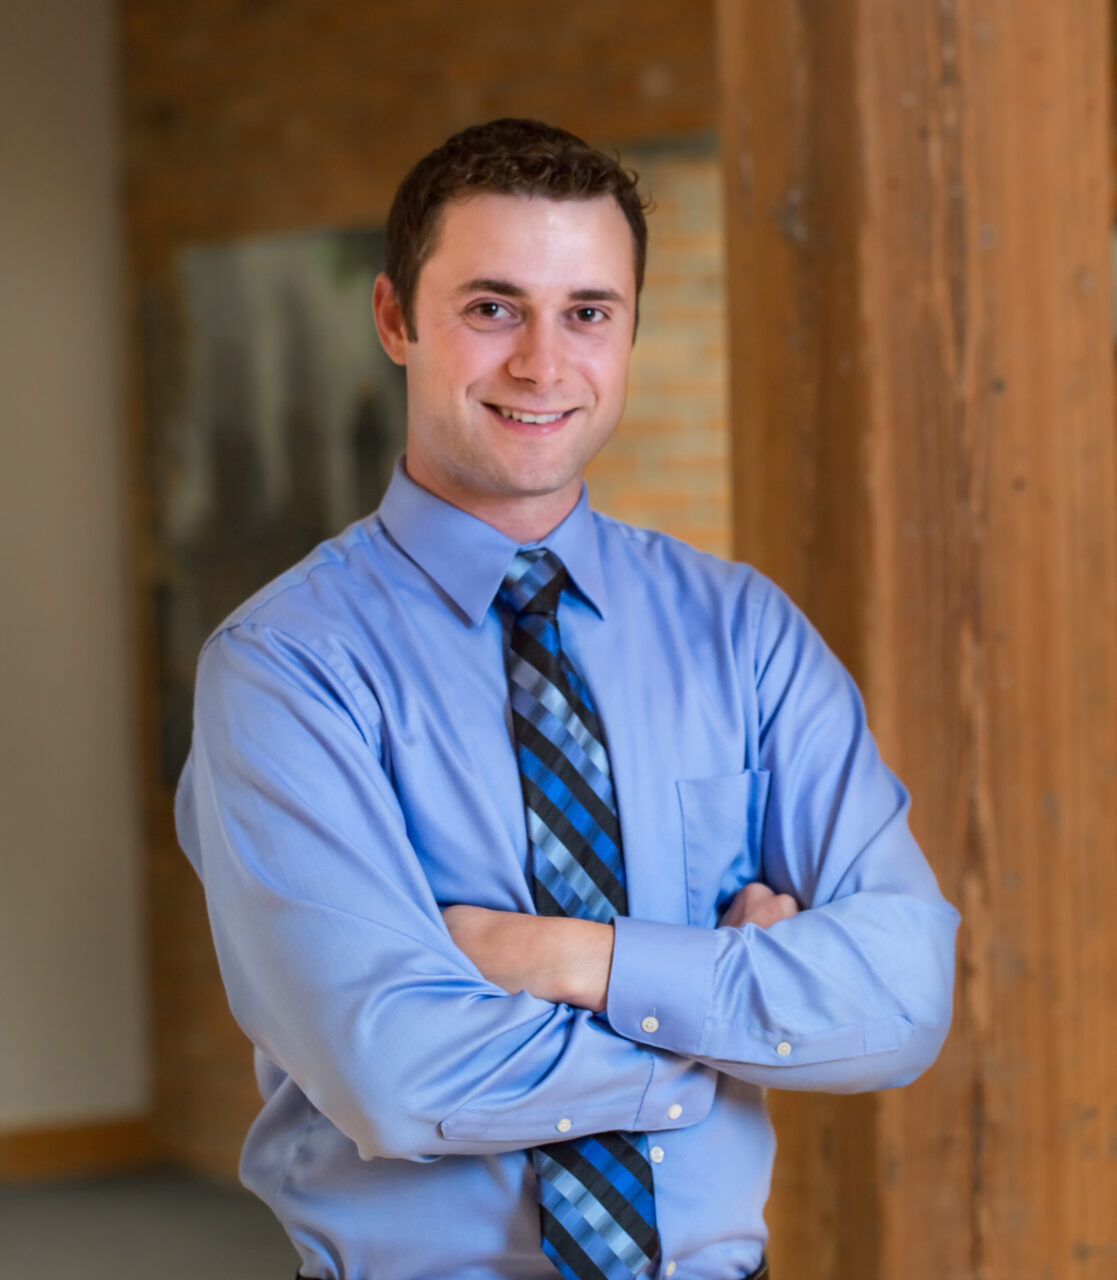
[[499, 548, 567, 617]]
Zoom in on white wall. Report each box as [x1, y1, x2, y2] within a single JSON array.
[[0, 0, 148, 1128]]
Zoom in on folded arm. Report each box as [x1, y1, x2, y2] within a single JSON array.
[[176, 623, 714, 1164], [448, 584, 959, 1095], [444, 882, 800, 1011], [618, 584, 957, 1091]]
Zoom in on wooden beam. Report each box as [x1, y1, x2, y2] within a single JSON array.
[[717, 2, 1117, 1276]]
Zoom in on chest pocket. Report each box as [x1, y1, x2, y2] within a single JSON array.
[[678, 770, 771, 928]]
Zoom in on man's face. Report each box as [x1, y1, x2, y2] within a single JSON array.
[[374, 192, 637, 540]]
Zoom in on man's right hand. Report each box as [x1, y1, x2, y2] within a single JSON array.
[[719, 882, 801, 930]]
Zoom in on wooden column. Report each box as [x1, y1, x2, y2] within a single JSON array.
[[716, 3, 1117, 1278]]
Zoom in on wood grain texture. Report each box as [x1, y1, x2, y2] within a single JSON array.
[[718, 1, 1117, 1276], [715, 3, 880, 1276]]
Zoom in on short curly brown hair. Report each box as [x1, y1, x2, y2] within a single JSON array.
[[385, 118, 649, 340]]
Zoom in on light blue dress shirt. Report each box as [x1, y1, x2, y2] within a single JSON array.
[[176, 462, 959, 1280]]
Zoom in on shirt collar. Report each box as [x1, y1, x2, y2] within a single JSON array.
[[376, 460, 607, 627]]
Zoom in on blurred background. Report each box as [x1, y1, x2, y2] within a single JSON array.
[[1, 1, 1114, 1277]]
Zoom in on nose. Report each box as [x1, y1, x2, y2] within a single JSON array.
[[506, 318, 562, 387]]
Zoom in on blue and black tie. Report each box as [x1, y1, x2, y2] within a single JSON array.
[[499, 548, 660, 1280]]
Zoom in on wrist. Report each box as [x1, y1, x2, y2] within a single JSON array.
[[543, 916, 613, 1013]]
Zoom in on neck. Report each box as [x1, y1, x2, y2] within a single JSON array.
[[472, 495, 579, 544], [403, 460, 583, 544]]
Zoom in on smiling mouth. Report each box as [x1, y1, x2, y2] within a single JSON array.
[[489, 404, 572, 426]]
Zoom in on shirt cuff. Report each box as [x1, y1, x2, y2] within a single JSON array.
[[606, 916, 717, 1057]]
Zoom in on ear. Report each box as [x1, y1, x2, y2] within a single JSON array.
[[372, 273, 410, 365]]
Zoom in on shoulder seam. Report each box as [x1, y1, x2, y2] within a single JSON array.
[[206, 516, 388, 640], [201, 619, 382, 746]]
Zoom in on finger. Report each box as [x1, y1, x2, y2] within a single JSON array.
[[771, 893, 800, 921], [719, 883, 802, 929], [741, 888, 801, 930], [718, 882, 768, 928], [750, 905, 784, 930], [718, 898, 747, 928], [721, 883, 776, 928], [741, 882, 775, 908], [752, 894, 799, 929], [736, 882, 775, 922]]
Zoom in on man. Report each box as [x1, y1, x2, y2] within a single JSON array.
[[176, 118, 959, 1280]]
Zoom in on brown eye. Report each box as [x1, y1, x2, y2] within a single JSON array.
[[471, 300, 513, 321]]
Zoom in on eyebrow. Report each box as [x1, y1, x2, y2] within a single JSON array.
[[455, 277, 627, 304]]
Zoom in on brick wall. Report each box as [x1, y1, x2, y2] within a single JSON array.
[[123, 0, 724, 1178], [588, 143, 729, 556]]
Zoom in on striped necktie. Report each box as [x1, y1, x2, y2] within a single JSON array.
[[498, 548, 660, 1280]]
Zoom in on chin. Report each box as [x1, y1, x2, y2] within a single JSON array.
[[499, 470, 582, 502]]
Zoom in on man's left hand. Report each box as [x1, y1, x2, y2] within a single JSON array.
[[718, 882, 801, 930]]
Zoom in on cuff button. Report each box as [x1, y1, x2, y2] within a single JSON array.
[[776, 1040, 792, 1057], [641, 1015, 660, 1034], [556, 1117, 572, 1133]]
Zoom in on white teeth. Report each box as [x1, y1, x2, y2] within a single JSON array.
[[496, 406, 566, 425]]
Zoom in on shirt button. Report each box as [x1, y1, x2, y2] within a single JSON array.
[[649, 1145, 665, 1163], [641, 1016, 660, 1034], [667, 1103, 683, 1120], [556, 1118, 572, 1133], [665, 1262, 677, 1277], [776, 1040, 792, 1057]]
